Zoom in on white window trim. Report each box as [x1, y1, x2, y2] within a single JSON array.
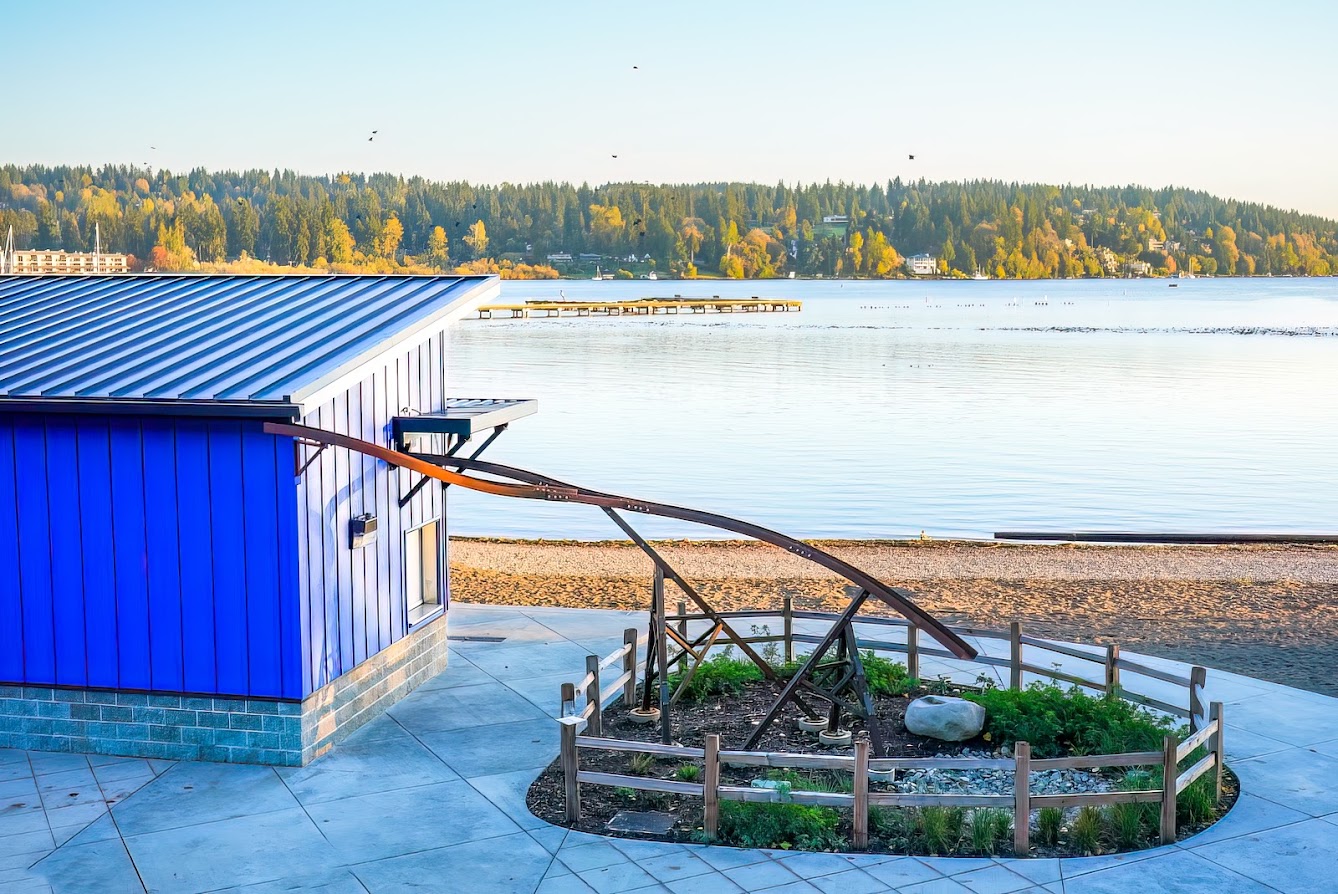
[[404, 516, 445, 629]]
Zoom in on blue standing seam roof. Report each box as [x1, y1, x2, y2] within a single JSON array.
[[0, 274, 495, 405]]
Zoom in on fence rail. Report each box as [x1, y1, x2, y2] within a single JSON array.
[[553, 624, 1225, 853]]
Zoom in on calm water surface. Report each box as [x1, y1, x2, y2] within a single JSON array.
[[445, 278, 1338, 540]]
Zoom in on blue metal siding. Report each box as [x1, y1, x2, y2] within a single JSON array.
[[297, 332, 448, 692], [0, 414, 302, 698], [0, 424, 22, 683]]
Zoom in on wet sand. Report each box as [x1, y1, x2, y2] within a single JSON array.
[[448, 539, 1338, 696]]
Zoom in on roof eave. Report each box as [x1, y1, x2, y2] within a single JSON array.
[[0, 396, 302, 420]]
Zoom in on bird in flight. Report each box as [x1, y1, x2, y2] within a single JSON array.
[[368, 137, 374, 141], [611, 154, 618, 159], [632, 65, 639, 70], [908, 154, 915, 160]]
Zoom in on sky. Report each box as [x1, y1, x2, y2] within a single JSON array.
[[6, 0, 1337, 217]]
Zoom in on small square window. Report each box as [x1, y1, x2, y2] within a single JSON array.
[[405, 519, 442, 626]]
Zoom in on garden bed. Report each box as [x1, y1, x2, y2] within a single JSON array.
[[526, 653, 1237, 858]]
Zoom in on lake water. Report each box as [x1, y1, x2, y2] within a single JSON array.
[[444, 278, 1338, 541]]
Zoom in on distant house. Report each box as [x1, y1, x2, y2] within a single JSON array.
[[546, 252, 573, 264], [905, 253, 937, 276], [1095, 246, 1120, 275], [1148, 237, 1165, 253], [578, 253, 602, 263], [1123, 260, 1153, 277], [821, 214, 849, 225]]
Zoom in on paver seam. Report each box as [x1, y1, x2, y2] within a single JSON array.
[[84, 755, 149, 894], [271, 766, 373, 894]]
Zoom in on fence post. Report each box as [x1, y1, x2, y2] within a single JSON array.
[[677, 600, 687, 641], [703, 734, 721, 841], [1104, 643, 1120, 694], [655, 567, 672, 744], [783, 594, 795, 664], [560, 717, 581, 822], [560, 682, 576, 718], [907, 624, 920, 681], [586, 655, 603, 738], [1013, 741, 1030, 856], [1189, 666, 1207, 732], [853, 738, 870, 850], [1009, 622, 1023, 690], [1160, 734, 1177, 844], [1209, 701, 1224, 802], [622, 628, 638, 707]]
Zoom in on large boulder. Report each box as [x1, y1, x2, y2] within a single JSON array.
[[904, 695, 986, 742]]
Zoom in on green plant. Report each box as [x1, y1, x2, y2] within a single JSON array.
[[919, 805, 961, 855], [666, 653, 766, 702], [869, 807, 917, 851], [963, 682, 1177, 758], [716, 801, 844, 850], [1070, 806, 1104, 856], [1178, 775, 1216, 826], [991, 809, 1012, 846], [1037, 807, 1063, 846], [613, 786, 637, 804], [627, 753, 655, 776], [970, 809, 1000, 855], [862, 653, 915, 696], [1108, 800, 1146, 849], [675, 763, 701, 783], [752, 624, 782, 665]]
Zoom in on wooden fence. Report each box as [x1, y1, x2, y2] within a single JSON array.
[[667, 599, 1209, 726], [555, 621, 1225, 852]]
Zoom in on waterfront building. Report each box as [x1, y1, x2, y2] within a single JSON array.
[[905, 253, 938, 275], [3, 248, 130, 275], [821, 214, 849, 224], [0, 274, 536, 766], [546, 252, 573, 263]]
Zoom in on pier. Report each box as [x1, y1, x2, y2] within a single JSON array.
[[475, 296, 802, 319]]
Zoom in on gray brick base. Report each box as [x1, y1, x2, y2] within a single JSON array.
[[0, 612, 450, 767]]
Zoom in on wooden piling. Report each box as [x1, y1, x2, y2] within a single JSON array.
[[1013, 741, 1031, 856], [586, 654, 602, 738], [1009, 622, 1023, 690], [622, 628, 638, 706], [560, 718, 581, 822], [1160, 734, 1177, 844], [853, 738, 870, 850], [703, 734, 721, 840]]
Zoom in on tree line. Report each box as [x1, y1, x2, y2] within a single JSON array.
[[2, 163, 1336, 279]]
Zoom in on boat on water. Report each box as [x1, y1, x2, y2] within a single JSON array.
[[591, 266, 602, 281], [972, 268, 989, 281]]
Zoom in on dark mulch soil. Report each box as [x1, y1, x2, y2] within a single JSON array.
[[525, 679, 1240, 857]]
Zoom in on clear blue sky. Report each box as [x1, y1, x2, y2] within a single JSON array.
[[7, 0, 1337, 217]]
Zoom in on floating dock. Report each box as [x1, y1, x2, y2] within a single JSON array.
[[475, 296, 802, 319]]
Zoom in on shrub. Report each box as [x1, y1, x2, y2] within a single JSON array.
[[667, 653, 765, 702], [675, 763, 701, 783], [627, 753, 655, 776], [862, 653, 915, 697], [991, 809, 1013, 848], [1037, 807, 1063, 846], [963, 682, 1176, 758], [869, 807, 917, 851], [1070, 806, 1104, 856], [716, 801, 844, 850]]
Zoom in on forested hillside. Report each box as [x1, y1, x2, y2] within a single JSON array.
[[3, 164, 1336, 279]]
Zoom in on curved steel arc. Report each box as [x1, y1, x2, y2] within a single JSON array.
[[264, 421, 975, 659]]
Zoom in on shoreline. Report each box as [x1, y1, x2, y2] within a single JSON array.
[[448, 538, 1338, 696]]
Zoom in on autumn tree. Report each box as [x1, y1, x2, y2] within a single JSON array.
[[463, 220, 488, 259]]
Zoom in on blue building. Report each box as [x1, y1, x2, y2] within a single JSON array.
[[0, 273, 533, 765]]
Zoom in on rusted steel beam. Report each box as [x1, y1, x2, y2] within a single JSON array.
[[261, 421, 975, 660]]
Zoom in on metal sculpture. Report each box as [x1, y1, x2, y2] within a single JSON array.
[[264, 422, 975, 743]]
